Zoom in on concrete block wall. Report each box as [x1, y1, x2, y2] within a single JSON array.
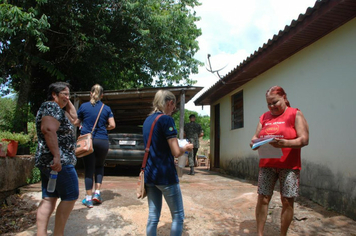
[[0, 155, 35, 203]]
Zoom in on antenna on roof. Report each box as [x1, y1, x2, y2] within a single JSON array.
[[206, 54, 227, 84]]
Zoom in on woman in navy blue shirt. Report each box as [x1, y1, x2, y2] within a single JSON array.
[[143, 90, 193, 236], [74, 84, 116, 208]]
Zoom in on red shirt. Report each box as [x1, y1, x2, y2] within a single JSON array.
[[258, 107, 301, 170]]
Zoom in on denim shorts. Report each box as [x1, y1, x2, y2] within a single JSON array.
[[40, 164, 79, 201]]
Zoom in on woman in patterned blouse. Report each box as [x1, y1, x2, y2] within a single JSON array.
[[35, 82, 79, 236]]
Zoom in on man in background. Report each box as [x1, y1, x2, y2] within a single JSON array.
[[184, 114, 204, 175]]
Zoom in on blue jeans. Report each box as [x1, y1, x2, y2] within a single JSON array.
[[146, 183, 184, 236]]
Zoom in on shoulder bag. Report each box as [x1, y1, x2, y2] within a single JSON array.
[[75, 104, 105, 158], [137, 114, 163, 199]]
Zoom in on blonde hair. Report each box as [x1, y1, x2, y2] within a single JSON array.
[[151, 90, 176, 114], [90, 84, 104, 105]]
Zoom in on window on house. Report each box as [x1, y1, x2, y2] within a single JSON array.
[[231, 90, 243, 129]]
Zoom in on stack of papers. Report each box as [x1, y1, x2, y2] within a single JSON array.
[[251, 137, 283, 159], [251, 137, 275, 150]]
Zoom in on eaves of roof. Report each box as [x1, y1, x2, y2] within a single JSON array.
[[73, 86, 203, 126], [194, 0, 356, 106]]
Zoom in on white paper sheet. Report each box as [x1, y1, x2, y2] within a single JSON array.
[[257, 144, 283, 159], [251, 137, 275, 150]]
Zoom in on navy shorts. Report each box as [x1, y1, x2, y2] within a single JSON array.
[[40, 164, 79, 201]]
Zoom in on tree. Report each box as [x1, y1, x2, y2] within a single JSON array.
[[0, 0, 50, 132], [198, 114, 210, 139], [1, 0, 203, 132], [172, 109, 210, 140], [0, 97, 16, 131]]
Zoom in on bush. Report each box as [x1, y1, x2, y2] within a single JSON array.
[[0, 131, 31, 144], [27, 122, 37, 154], [0, 97, 15, 131], [26, 167, 41, 184]]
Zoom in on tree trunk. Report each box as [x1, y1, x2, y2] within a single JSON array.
[[13, 78, 30, 133], [12, 39, 33, 134]]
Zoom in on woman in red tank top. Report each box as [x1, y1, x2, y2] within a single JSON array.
[[250, 86, 309, 236]]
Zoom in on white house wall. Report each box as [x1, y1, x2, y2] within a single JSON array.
[[210, 18, 356, 219]]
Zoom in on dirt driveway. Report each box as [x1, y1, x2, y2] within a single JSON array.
[[11, 167, 356, 236]]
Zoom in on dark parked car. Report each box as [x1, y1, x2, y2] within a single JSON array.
[[72, 87, 203, 167], [105, 127, 144, 167]]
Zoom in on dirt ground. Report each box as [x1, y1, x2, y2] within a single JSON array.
[[1, 166, 356, 236]]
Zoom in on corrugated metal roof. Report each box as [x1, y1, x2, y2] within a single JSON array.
[[73, 86, 203, 126], [195, 0, 356, 105]]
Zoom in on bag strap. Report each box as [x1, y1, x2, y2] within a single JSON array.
[[90, 104, 105, 134], [141, 114, 163, 170]]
